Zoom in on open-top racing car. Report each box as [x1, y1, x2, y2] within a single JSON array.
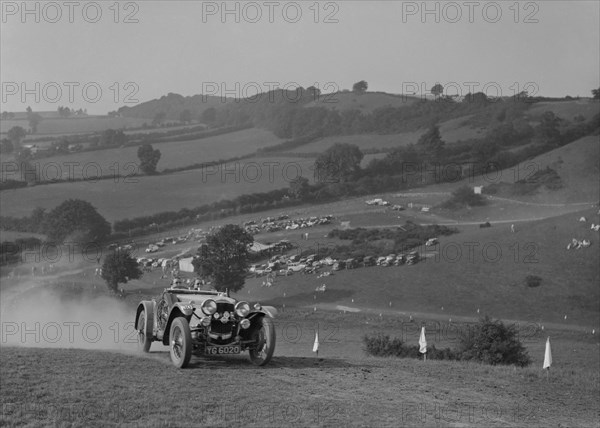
[[135, 281, 277, 368]]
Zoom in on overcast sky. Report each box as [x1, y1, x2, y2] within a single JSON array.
[[1, 1, 599, 114]]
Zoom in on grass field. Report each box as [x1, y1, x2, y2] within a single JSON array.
[[0, 156, 316, 222], [0, 116, 150, 136], [528, 99, 599, 121], [437, 115, 486, 142], [3, 128, 284, 181], [291, 132, 425, 154], [0, 292, 598, 428]]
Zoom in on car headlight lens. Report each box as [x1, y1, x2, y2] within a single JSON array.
[[200, 317, 211, 327], [201, 299, 217, 315], [235, 301, 250, 317], [240, 319, 250, 329]]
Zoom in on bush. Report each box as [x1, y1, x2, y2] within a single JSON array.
[[525, 275, 542, 288], [363, 333, 458, 360], [457, 316, 531, 367], [440, 185, 487, 209]]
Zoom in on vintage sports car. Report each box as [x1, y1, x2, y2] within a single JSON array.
[[135, 283, 277, 368]]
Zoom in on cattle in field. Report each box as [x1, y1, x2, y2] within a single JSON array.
[[315, 284, 326, 293]]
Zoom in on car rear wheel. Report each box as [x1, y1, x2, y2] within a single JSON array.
[[137, 310, 151, 353], [170, 317, 192, 368], [249, 316, 276, 366]]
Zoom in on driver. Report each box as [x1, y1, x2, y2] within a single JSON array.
[[171, 278, 187, 289]]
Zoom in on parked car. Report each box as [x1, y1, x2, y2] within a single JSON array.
[[135, 286, 277, 368], [406, 251, 420, 265]]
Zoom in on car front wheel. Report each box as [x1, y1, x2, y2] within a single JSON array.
[[137, 310, 151, 353], [170, 317, 192, 368], [249, 316, 276, 366]]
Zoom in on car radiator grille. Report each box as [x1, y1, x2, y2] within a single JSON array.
[[210, 303, 235, 335]]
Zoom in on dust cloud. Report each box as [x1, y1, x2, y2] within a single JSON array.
[[1, 282, 139, 351]]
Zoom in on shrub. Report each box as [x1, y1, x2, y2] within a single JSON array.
[[363, 333, 458, 360], [440, 185, 487, 209], [525, 275, 542, 288], [457, 316, 531, 367]]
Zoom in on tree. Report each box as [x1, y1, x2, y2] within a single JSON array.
[[26, 107, 42, 133], [534, 111, 561, 148], [137, 144, 162, 174], [57, 106, 72, 118], [192, 224, 253, 292], [152, 112, 166, 126], [352, 80, 368, 94], [179, 109, 192, 123], [42, 199, 111, 243], [201, 108, 216, 125], [101, 249, 143, 293], [417, 125, 445, 160], [431, 83, 444, 97], [592, 88, 600, 100], [289, 176, 310, 200], [314, 143, 363, 183], [0, 138, 14, 154], [7, 126, 27, 146], [306, 86, 322, 101]]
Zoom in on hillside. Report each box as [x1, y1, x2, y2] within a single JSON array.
[[117, 92, 232, 120], [304, 91, 420, 112], [474, 136, 599, 204]]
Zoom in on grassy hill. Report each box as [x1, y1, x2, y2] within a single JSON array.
[[304, 91, 420, 112], [528, 99, 599, 122], [117, 92, 232, 120], [473, 135, 599, 204]]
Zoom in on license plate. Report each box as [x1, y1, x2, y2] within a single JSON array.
[[205, 345, 240, 355]]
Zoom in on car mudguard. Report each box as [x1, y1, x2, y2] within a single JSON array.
[[162, 303, 194, 345], [135, 301, 154, 340]]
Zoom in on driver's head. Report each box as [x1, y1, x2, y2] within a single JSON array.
[[172, 278, 184, 288], [194, 279, 202, 288]]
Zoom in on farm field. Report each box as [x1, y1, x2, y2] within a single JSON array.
[[437, 115, 486, 142], [292, 131, 425, 154], [0, 156, 316, 222], [2, 128, 284, 181], [0, 116, 149, 135]]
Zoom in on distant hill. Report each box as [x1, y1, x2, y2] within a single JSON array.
[[117, 92, 232, 120], [304, 91, 420, 112]]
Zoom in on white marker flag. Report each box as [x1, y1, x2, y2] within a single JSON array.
[[419, 326, 427, 354], [313, 330, 319, 353], [543, 337, 552, 369]]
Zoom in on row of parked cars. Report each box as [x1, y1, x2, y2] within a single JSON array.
[[244, 215, 334, 235], [250, 246, 427, 277]]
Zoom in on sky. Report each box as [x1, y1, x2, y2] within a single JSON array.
[[1, 0, 599, 114]]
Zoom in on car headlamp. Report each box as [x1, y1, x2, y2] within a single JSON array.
[[240, 319, 251, 329], [201, 299, 217, 315], [235, 301, 250, 317]]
